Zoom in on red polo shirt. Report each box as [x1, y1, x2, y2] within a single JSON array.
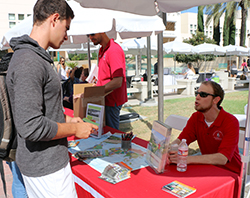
[[97, 39, 127, 107], [178, 107, 242, 175]]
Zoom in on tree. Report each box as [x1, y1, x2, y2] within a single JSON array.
[[198, 6, 204, 32], [239, 0, 248, 47], [213, 19, 220, 45], [175, 31, 216, 68], [229, 13, 236, 45], [205, 1, 249, 47], [223, 10, 229, 46]]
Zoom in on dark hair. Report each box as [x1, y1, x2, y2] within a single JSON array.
[[74, 68, 82, 79], [83, 68, 89, 77], [243, 59, 246, 62], [33, 0, 74, 25], [59, 56, 65, 62], [202, 81, 224, 108]]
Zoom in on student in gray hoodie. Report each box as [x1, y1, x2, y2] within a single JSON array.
[[6, 0, 98, 197]]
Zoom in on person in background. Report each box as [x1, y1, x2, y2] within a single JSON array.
[[88, 32, 128, 130], [6, 0, 98, 197], [57, 56, 70, 81], [168, 81, 241, 175], [62, 66, 83, 98], [230, 60, 238, 77], [241, 59, 248, 75], [247, 57, 250, 67], [180, 62, 196, 79], [63, 68, 89, 109]]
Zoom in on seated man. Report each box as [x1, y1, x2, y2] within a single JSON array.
[[169, 81, 241, 175]]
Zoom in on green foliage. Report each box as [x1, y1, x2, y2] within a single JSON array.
[[68, 52, 98, 61], [91, 52, 98, 60], [213, 20, 220, 45], [66, 62, 78, 69], [175, 31, 216, 67], [223, 10, 229, 46], [198, 6, 204, 32]]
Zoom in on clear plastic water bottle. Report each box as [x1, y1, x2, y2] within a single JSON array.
[[177, 139, 188, 172]]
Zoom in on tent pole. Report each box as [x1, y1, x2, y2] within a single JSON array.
[[87, 38, 92, 70], [241, 84, 250, 197], [147, 36, 153, 100], [157, 11, 166, 122], [157, 32, 164, 122]]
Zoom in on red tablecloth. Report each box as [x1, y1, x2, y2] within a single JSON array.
[[65, 108, 240, 198]]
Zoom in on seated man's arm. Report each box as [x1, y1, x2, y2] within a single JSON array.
[[169, 141, 228, 165], [104, 77, 123, 94], [187, 153, 228, 165]]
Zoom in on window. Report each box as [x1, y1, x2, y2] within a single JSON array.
[[9, 22, 16, 28], [210, 26, 212, 30], [27, 14, 31, 17], [210, 31, 212, 36], [206, 31, 208, 35], [18, 14, 24, 20], [190, 30, 193, 34], [8, 13, 15, 20], [194, 25, 197, 29], [220, 27, 222, 32], [194, 30, 197, 33], [190, 24, 193, 29]]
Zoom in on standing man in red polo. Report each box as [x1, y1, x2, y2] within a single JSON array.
[[169, 81, 241, 175], [88, 33, 127, 129]]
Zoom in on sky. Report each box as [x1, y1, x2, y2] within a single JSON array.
[[181, 7, 198, 13]]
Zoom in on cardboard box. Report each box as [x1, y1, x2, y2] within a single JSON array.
[[73, 84, 105, 119]]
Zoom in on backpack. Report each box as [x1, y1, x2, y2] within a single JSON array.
[[0, 52, 17, 197]]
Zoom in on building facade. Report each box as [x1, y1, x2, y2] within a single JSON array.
[[0, 1, 250, 49], [0, 0, 36, 40]]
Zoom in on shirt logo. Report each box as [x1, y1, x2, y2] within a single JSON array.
[[213, 130, 223, 141]]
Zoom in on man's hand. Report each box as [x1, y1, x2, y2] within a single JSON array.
[[75, 122, 98, 139], [65, 115, 82, 123], [169, 150, 178, 164], [66, 116, 99, 139]]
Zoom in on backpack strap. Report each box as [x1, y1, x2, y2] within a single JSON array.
[[0, 159, 7, 197]]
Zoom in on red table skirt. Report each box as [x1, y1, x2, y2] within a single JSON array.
[[65, 108, 240, 198]]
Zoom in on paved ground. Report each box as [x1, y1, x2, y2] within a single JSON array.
[[0, 87, 249, 198]]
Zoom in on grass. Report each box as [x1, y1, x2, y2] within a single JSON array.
[[119, 90, 249, 152]]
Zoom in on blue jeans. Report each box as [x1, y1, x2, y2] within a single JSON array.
[[105, 104, 122, 130], [6, 161, 28, 198]]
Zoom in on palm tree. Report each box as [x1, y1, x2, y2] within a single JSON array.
[[198, 6, 204, 32], [205, 1, 249, 47]]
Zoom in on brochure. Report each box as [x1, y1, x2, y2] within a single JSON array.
[[99, 162, 132, 184], [146, 120, 172, 173], [162, 180, 196, 198], [84, 103, 104, 138], [86, 63, 98, 84]]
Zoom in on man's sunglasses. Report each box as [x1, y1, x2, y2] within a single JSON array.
[[195, 91, 217, 98], [87, 33, 95, 37]]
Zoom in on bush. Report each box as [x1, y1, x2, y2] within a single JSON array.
[[66, 62, 78, 69]]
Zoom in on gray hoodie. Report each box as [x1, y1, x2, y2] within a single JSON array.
[[6, 35, 68, 177]]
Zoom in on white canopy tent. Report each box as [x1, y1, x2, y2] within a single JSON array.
[[193, 43, 226, 79], [163, 41, 194, 72], [0, 1, 165, 69], [73, 1, 249, 197], [225, 44, 250, 56], [74, 0, 237, 16]]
